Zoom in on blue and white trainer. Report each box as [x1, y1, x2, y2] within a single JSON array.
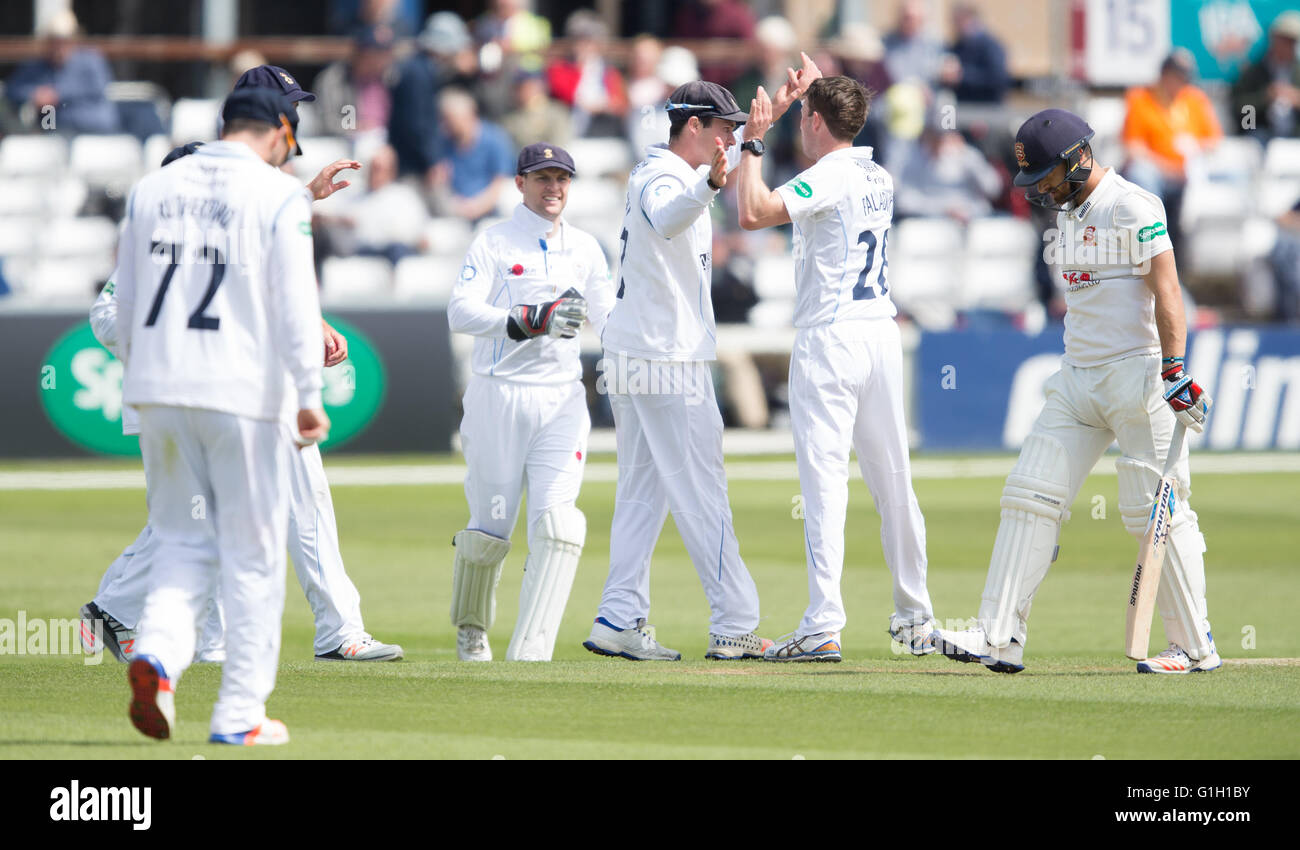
[[583, 617, 681, 661], [209, 719, 290, 746], [889, 616, 937, 656], [763, 631, 842, 662]]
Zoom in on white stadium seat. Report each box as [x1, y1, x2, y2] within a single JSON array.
[[291, 137, 353, 185], [0, 218, 37, 259], [40, 217, 120, 259], [170, 98, 220, 145], [1263, 138, 1300, 179], [393, 255, 459, 304], [965, 216, 1039, 257], [1258, 177, 1300, 217], [887, 256, 959, 331], [565, 138, 634, 177], [0, 178, 48, 216], [561, 177, 624, 219], [752, 254, 796, 300], [747, 298, 795, 329], [0, 134, 68, 177], [14, 258, 103, 302], [320, 256, 394, 304], [143, 133, 175, 170], [962, 255, 1037, 313], [423, 217, 472, 258], [892, 217, 964, 258], [70, 134, 143, 189]]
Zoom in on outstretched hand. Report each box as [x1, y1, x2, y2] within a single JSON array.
[[709, 137, 728, 188], [745, 86, 775, 142], [308, 159, 362, 201], [770, 51, 824, 119]]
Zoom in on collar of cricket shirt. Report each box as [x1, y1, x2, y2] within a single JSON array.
[[1068, 166, 1117, 221], [646, 143, 700, 180], [195, 139, 268, 161], [512, 202, 564, 241]]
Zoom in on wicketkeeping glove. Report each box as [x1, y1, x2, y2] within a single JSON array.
[[506, 288, 588, 341], [1161, 361, 1212, 433]]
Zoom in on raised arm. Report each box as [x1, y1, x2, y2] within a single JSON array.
[[737, 86, 792, 231]]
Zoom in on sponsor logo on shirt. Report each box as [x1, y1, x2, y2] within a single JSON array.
[[1062, 270, 1099, 292], [298, 221, 312, 236], [1137, 221, 1167, 242], [791, 179, 813, 198]]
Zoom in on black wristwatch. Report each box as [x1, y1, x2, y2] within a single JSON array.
[[741, 139, 766, 157]]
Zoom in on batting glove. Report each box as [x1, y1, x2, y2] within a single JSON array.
[[1161, 362, 1212, 433], [506, 288, 588, 341]]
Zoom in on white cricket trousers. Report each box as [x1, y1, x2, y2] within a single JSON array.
[[459, 376, 589, 545], [94, 442, 367, 656], [789, 319, 932, 636], [597, 355, 760, 635], [133, 405, 290, 736]]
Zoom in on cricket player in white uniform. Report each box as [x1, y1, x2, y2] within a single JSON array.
[[80, 73, 401, 666], [933, 109, 1216, 674], [583, 76, 811, 661], [735, 77, 936, 662], [447, 142, 614, 662], [117, 88, 328, 745]]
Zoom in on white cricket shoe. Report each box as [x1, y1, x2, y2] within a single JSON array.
[[705, 631, 774, 660], [1136, 643, 1222, 674], [209, 719, 290, 746], [763, 631, 842, 662], [128, 655, 174, 740], [80, 601, 136, 663], [889, 616, 937, 656], [457, 626, 492, 661], [316, 637, 404, 662], [583, 617, 682, 661], [932, 627, 1024, 674]]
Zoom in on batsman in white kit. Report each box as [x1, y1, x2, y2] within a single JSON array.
[[932, 109, 1216, 674], [115, 88, 328, 744], [735, 76, 936, 661], [584, 75, 813, 662], [79, 68, 401, 666], [447, 142, 614, 662]]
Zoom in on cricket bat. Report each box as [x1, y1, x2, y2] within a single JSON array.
[[1125, 421, 1188, 661]]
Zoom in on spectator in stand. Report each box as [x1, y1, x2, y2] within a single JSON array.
[[320, 145, 429, 265], [883, 0, 944, 89], [1121, 50, 1222, 256], [546, 11, 628, 138], [833, 23, 892, 164], [939, 2, 1009, 103], [1269, 197, 1300, 322], [329, 0, 420, 37], [1231, 11, 1300, 142], [313, 24, 397, 143], [671, 0, 757, 90], [474, 0, 552, 72], [503, 70, 572, 151], [626, 42, 699, 158], [733, 17, 801, 182], [6, 10, 118, 134], [388, 12, 474, 179], [894, 120, 1003, 223], [430, 88, 514, 223]]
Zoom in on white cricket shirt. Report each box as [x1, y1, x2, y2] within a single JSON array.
[[600, 144, 723, 361], [776, 146, 898, 327], [1051, 168, 1172, 367], [115, 141, 324, 420], [448, 202, 614, 384]]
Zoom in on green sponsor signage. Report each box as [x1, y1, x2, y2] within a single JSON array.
[[38, 313, 385, 456]]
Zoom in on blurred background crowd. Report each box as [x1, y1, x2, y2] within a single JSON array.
[[1, 0, 1299, 336]]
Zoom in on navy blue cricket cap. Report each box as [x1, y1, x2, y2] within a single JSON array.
[[233, 64, 316, 104], [221, 88, 303, 156], [666, 81, 748, 124], [517, 142, 576, 176], [1013, 108, 1095, 187]]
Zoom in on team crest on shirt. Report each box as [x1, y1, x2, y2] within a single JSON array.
[[460, 264, 476, 280], [1082, 225, 1096, 245]]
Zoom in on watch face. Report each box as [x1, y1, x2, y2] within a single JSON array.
[[745, 140, 765, 155]]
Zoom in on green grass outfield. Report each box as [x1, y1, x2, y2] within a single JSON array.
[[1, 454, 1297, 759]]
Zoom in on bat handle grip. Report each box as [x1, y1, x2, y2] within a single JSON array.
[[1161, 421, 1187, 478]]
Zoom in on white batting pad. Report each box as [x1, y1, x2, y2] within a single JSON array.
[[451, 529, 511, 629], [979, 432, 1070, 648], [506, 505, 586, 661]]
